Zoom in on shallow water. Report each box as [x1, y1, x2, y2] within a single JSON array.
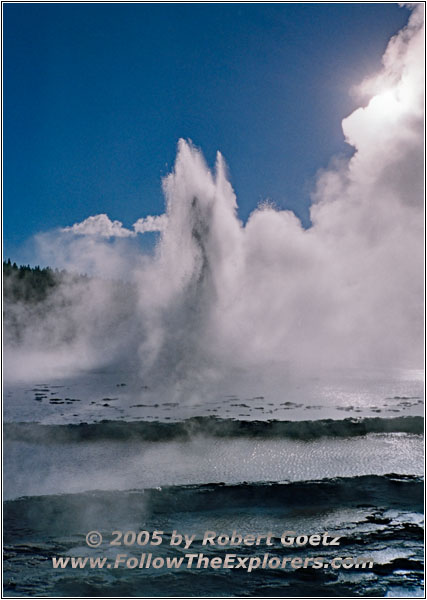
[[3, 366, 424, 424], [3, 428, 423, 500], [3, 369, 425, 597], [3, 476, 424, 597]]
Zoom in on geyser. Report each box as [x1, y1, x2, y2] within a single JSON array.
[[4, 5, 424, 384]]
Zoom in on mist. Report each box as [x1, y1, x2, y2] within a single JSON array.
[[4, 5, 424, 384]]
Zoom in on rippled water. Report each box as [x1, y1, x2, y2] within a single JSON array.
[[3, 369, 424, 597]]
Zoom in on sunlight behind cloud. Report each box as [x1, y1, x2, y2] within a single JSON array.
[[369, 89, 402, 118], [5, 4, 424, 382]]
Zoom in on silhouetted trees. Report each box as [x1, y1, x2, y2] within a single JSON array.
[[3, 259, 63, 303]]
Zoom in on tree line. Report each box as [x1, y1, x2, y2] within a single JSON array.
[[3, 260, 87, 303]]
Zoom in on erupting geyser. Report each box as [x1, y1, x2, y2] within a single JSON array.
[[4, 5, 424, 384]]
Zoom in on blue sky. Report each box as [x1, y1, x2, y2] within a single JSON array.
[[3, 2, 410, 261]]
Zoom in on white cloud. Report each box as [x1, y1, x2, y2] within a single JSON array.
[[63, 213, 168, 238], [6, 6, 424, 383], [63, 214, 135, 238]]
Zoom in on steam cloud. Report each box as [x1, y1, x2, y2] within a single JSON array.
[[5, 6, 424, 383]]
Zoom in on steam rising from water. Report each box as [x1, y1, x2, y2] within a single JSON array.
[[5, 6, 424, 383]]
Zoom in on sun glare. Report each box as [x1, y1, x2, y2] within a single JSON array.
[[368, 89, 401, 118]]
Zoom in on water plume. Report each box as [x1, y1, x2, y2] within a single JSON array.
[[4, 5, 424, 384]]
